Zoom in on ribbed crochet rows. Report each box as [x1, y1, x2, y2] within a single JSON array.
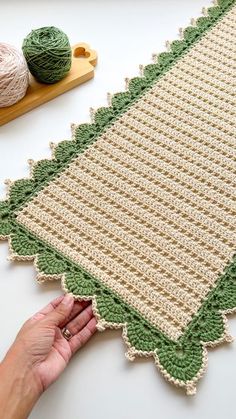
[[0, 0, 236, 394]]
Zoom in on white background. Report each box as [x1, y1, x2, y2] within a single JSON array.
[[1, 1, 236, 418]]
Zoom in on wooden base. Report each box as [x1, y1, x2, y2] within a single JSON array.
[[0, 43, 98, 126]]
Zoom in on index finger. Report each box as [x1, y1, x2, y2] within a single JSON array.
[[31, 295, 65, 321]]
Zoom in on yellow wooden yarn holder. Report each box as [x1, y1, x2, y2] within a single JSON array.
[[0, 43, 97, 126]]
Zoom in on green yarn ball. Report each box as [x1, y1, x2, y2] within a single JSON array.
[[22, 26, 72, 84]]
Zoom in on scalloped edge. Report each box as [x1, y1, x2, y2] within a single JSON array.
[[1, 0, 236, 394], [1, 218, 236, 394], [62, 279, 236, 396], [1, 0, 234, 214]]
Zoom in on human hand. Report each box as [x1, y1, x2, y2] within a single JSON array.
[[0, 294, 97, 419]]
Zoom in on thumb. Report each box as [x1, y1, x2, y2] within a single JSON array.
[[45, 294, 74, 326]]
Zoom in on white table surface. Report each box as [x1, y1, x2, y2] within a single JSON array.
[[1, 1, 236, 418]]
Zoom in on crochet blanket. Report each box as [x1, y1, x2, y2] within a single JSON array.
[[0, 0, 235, 395]]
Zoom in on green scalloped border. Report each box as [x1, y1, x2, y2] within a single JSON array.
[[0, 0, 235, 394]]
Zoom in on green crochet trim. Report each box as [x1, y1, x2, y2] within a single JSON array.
[[1, 218, 236, 391], [0, 0, 235, 393]]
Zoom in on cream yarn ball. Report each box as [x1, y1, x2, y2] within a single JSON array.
[[0, 43, 29, 107]]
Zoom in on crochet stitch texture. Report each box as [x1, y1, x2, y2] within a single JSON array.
[[0, 0, 235, 395]]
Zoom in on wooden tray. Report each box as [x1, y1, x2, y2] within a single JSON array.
[[0, 43, 97, 126]]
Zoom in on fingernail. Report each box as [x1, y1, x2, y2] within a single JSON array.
[[62, 293, 74, 305]]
